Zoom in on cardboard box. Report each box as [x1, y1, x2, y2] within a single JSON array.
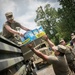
[[21, 26, 46, 45], [35, 26, 46, 38]]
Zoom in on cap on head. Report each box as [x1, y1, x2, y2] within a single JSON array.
[[5, 12, 14, 20], [56, 45, 66, 53], [59, 39, 64, 43], [71, 33, 74, 36]]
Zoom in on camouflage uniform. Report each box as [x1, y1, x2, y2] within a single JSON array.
[[65, 35, 75, 73], [59, 38, 75, 73], [65, 46, 75, 73]]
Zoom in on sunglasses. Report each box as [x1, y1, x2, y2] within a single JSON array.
[[7, 15, 13, 18]]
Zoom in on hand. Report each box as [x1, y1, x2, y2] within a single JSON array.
[[19, 33, 24, 37], [27, 44, 34, 49], [27, 29, 31, 31], [42, 35, 49, 41]]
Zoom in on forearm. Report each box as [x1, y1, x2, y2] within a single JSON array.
[[43, 35, 55, 48], [31, 48, 48, 61], [21, 25, 30, 31], [9, 28, 19, 34], [46, 39, 55, 48]]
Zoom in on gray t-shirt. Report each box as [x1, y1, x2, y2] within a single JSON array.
[[47, 55, 72, 75], [2, 21, 21, 38]]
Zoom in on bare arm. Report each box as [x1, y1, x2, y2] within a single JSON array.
[[5, 25, 23, 36], [46, 39, 55, 47], [28, 44, 49, 61], [43, 35, 56, 51], [43, 35, 55, 47], [20, 25, 30, 31]]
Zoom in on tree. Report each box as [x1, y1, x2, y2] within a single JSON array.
[[35, 4, 59, 44], [58, 0, 75, 41]]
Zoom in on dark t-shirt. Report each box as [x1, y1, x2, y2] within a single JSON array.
[[2, 21, 21, 38]]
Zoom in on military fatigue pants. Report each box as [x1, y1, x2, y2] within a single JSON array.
[[68, 61, 75, 73]]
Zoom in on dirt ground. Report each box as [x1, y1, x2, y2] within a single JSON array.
[[37, 65, 55, 75]]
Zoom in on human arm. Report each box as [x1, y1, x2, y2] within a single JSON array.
[[43, 35, 56, 51], [5, 25, 24, 36], [20, 25, 30, 31], [28, 44, 49, 61]]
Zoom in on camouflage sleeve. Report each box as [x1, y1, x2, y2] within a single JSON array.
[[65, 46, 72, 53]]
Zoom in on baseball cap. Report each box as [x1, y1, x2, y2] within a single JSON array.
[[5, 12, 14, 20], [59, 39, 64, 43], [56, 45, 66, 53], [71, 33, 74, 36]]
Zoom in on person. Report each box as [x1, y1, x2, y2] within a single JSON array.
[[28, 35, 73, 75], [59, 39, 66, 46], [72, 35, 75, 50], [70, 35, 75, 72], [70, 33, 75, 46], [59, 38, 75, 73], [2, 12, 30, 44]]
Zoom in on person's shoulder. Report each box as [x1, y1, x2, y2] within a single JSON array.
[[66, 45, 72, 49], [65, 45, 73, 53], [47, 55, 58, 64], [48, 55, 58, 61], [14, 21, 21, 26], [14, 21, 20, 24], [3, 21, 9, 26]]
